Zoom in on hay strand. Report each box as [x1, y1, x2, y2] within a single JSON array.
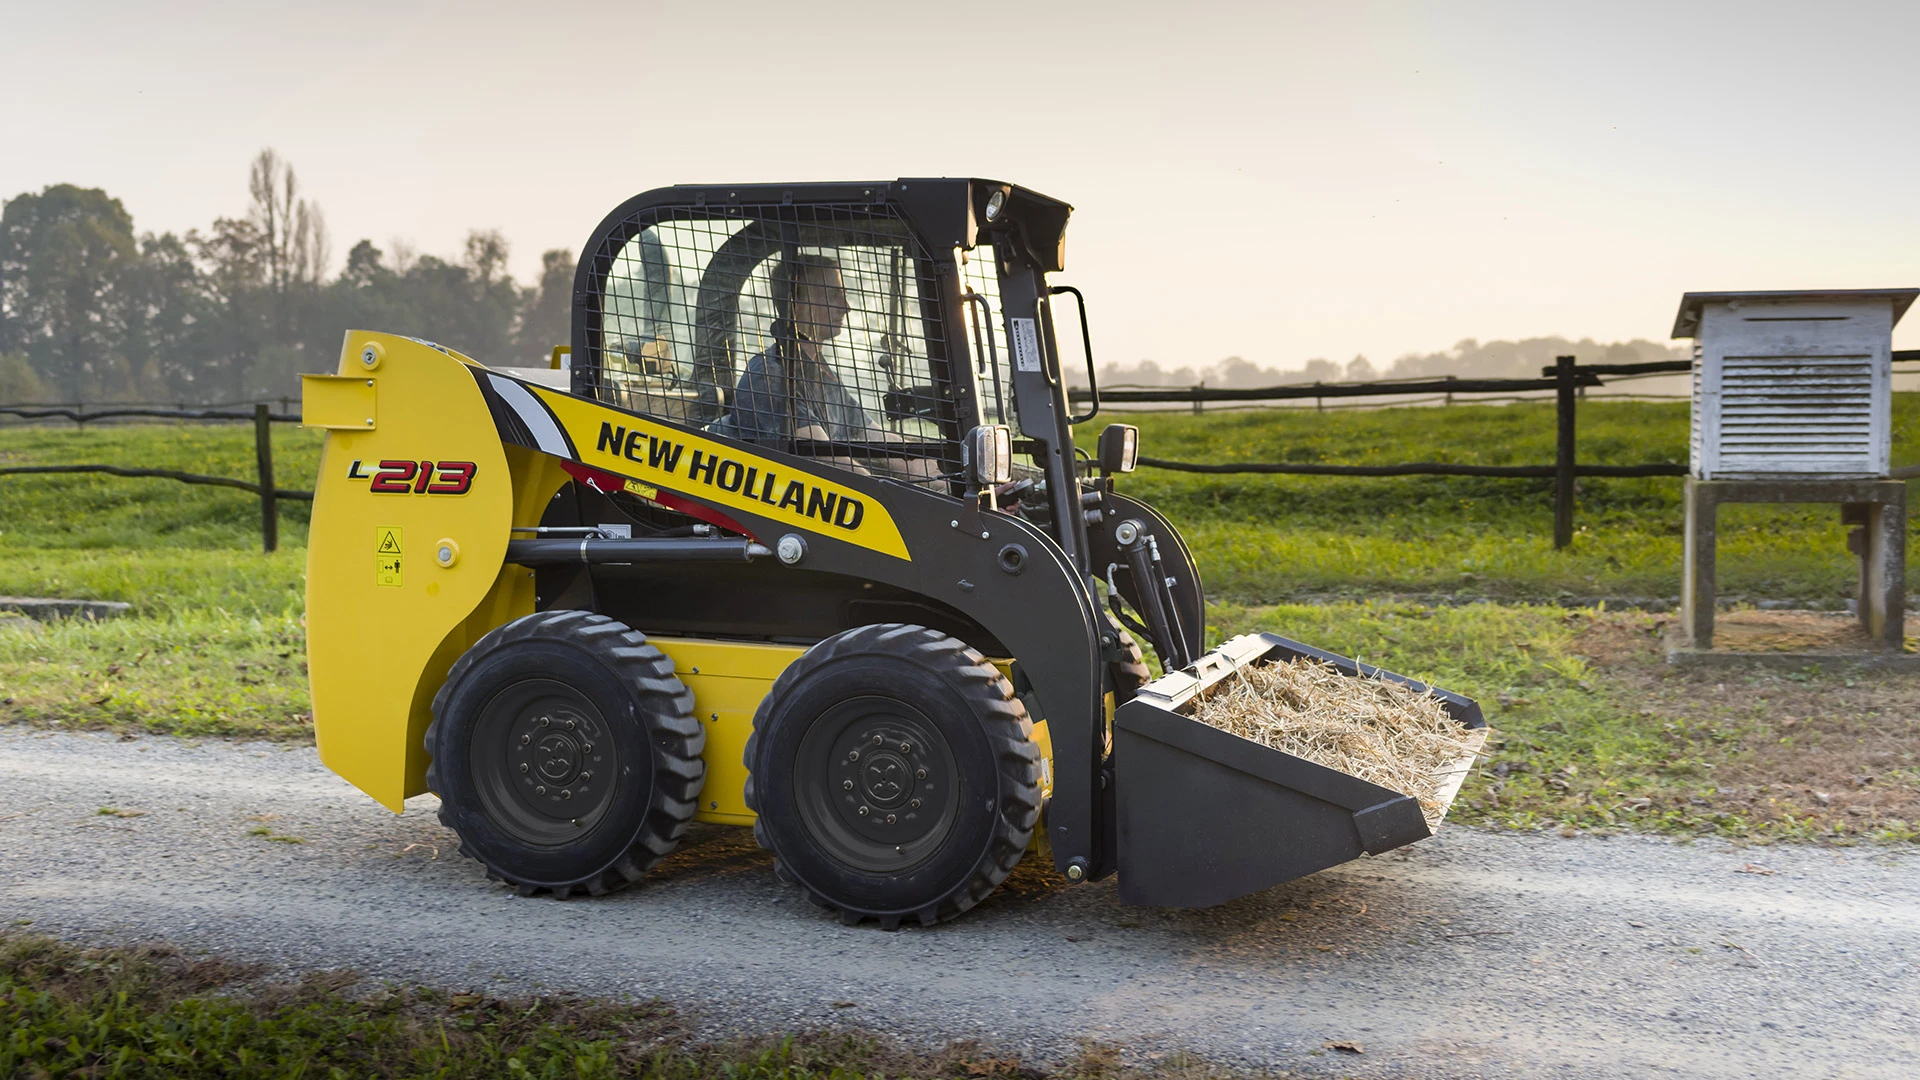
[[1189, 658, 1478, 830]]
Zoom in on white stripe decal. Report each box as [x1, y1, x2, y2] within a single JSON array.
[[488, 374, 571, 458]]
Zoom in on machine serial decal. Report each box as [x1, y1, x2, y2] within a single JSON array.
[[347, 459, 477, 494], [528, 386, 909, 560]]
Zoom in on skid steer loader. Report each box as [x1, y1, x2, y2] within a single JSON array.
[[300, 179, 1485, 926]]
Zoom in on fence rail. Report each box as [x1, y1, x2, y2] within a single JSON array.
[[4, 352, 1917, 553], [0, 405, 301, 424], [1136, 458, 1689, 479], [0, 403, 303, 553]]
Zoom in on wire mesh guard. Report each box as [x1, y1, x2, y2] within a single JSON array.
[[581, 203, 959, 478]]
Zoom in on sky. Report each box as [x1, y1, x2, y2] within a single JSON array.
[[6, 0, 1920, 369]]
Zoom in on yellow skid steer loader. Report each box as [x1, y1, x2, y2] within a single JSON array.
[[300, 180, 1484, 926]]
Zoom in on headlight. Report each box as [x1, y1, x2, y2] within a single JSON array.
[[964, 424, 1013, 487], [1097, 423, 1138, 474], [983, 189, 1006, 222]]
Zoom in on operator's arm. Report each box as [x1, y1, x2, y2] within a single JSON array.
[[818, 371, 941, 481]]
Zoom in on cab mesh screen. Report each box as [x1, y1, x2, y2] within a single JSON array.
[[580, 203, 958, 475]]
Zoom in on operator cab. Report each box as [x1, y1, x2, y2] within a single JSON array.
[[571, 179, 1076, 490]]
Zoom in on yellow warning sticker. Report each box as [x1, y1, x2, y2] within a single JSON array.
[[375, 526, 403, 554], [376, 555, 403, 587], [624, 479, 659, 501]]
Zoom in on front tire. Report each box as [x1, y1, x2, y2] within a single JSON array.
[[744, 624, 1042, 928], [425, 610, 703, 898]]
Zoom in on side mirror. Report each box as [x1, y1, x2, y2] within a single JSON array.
[[1097, 423, 1138, 474], [963, 425, 1013, 487]]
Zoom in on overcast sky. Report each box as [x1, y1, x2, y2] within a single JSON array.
[[6, 0, 1919, 368]]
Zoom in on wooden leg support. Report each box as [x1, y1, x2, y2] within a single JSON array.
[[1681, 479, 1718, 649]]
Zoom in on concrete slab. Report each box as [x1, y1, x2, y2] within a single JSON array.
[[0, 597, 132, 621]]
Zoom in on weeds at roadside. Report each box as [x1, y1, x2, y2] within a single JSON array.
[[0, 931, 1206, 1080]]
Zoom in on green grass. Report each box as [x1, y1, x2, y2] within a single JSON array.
[[1208, 601, 1920, 843], [1, 415, 1915, 841], [0, 932, 1181, 1080], [1086, 396, 1920, 603], [0, 423, 321, 550], [0, 610, 310, 739]]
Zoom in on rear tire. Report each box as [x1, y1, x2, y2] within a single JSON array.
[[425, 610, 703, 898], [744, 624, 1041, 928]]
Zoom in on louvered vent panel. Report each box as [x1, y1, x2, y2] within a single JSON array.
[[1716, 354, 1874, 473], [1687, 344, 1703, 475]]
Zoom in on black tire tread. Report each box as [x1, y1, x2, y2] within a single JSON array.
[[425, 609, 703, 900], [743, 623, 1041, 928]]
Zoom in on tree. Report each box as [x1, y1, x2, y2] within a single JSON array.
[[1300, 358, 1340, 382], [247, 149, 329, 328], [0, 352, 43, 401], [516, 248, 575, 359], [0, 184, 138, 400], [120, 231, 212, 399]]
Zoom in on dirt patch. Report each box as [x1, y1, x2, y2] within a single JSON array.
[[1712, 609, 1879, 652], [1574, 610, 1920, 835]]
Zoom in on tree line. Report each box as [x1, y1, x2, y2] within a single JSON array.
[[1092, 336, 1685, 391], [0, 149, 572, 404]]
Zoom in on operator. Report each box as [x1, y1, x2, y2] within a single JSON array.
[[712, 254, 936, 479]]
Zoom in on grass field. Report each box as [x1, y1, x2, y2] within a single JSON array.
[[2, 406, 1917, 841], [2, 932, 1160, 1080], [1087, 396, 1920, 603]]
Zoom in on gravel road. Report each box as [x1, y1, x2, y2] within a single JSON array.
[[3, 727, 1916, 1079]]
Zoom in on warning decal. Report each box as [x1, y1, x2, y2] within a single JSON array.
[[1011, 317, 1041, 372], [376, 527, 403, 587]]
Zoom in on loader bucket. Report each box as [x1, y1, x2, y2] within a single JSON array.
[[1113, 633, 1486, 907]]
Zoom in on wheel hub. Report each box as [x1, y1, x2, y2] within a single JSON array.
[[795, 698, 959, 873], [472, 679, 617, 846]]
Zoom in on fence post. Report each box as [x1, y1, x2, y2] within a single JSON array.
[[1553, 355, 1576, 549], [254, 403, 278, 554], [1445, 374, 1456, 406], [1314, 382, 1324, 413], [1193, 381, 1204, 416]]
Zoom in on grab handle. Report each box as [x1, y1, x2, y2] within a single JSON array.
[[1051, 285, 1098, 424]]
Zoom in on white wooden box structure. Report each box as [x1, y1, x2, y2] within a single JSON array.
[[1673, 289, 1916, 480]]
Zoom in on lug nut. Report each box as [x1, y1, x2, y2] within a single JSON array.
[[900, 742, 911, 753], [566, 719, 576, 730], [848, 750, 860, 761], [579, 771, 592, 782], [519, 763, 529, 773], [562, 790, 572, 800], [886, 813, 897, 824], [872, 734, 883, 745], [539, 717, 550, 727], [843, 780, 854, 790], [858, 805, 870, 816], [910, 798, 920, 809], [535, 786, 547, 795], [582, 743, 593, 754], [520, 734, 530, 745], [915, 768, 927, 780]]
